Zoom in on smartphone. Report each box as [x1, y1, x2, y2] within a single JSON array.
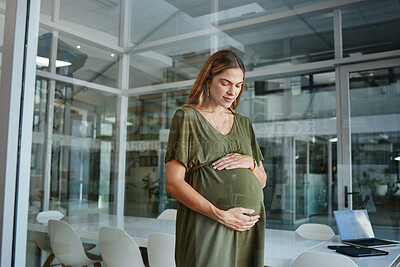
[[336, 247, 389, 257]]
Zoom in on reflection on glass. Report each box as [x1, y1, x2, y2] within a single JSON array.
[[125, 89, 190, 217], [343, 0, 400, 57], [29, 79, 117, 218], [350, 67, 400, 116], [350, 66, 400, 240], [125, 93, 163, 217], [235, 71, 337, 227], [217, 0, 333, 25], [259, 136, 337, 228], [59, 0, 121, 41], [238, 71, 336, 122], [130, 0, 210, 44], [221, 12, 334, 70], [36, 30, 120, 88], [129, 39, 210, 88]]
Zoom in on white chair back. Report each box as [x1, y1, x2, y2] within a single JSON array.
[[48, 220, 100, 266], [292, 251, 357, 267], [147, 233, 176, 267], [36, 210, 64, 252], [157, 209, 177, 221], [295, 223, 335, 240], [99, 226, 145, 267], [37, 210, 64, 223]]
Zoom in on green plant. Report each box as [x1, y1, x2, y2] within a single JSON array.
[[142, 173, 159, 199], [376, 168, 390, 185]]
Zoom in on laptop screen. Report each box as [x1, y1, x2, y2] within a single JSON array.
[[334, 210, 375, 241]]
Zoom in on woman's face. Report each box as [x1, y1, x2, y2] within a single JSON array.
[[208, 68, 244, 110]]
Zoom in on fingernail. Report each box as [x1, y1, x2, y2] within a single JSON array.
[[250, 209, 255, 213]]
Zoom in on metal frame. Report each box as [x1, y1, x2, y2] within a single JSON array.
[[114, 0, 131, 216], [13, 1, 42, 266], [0, 0, 38, 266], [42, 0, 60, 214]]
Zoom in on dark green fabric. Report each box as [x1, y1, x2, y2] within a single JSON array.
[[165, 106, 265, 267]]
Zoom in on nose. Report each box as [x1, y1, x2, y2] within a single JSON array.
[[227, 85, 235, 95]]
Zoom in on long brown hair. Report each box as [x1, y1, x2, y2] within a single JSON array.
[[183, 50, 245, 111]]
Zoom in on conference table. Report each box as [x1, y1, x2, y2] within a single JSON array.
[[28, 213, 400, 267]]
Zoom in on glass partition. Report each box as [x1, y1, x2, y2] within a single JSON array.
[[27, 77, 117, 265], [129, 38, 210, 88], [59, 0, 121, 44], [239, 71, 336, 122], [29, 79, 117, 217], [125, 89, 191, 217], [20, 0, 400, 265], [221, 12, 334, 70], [237, 71, 337, 229], [350, 66, 400, 240], [342, 0, 400, 57], [37, 29, 121, 88]]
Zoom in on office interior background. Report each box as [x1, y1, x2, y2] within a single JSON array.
[[0, 0, 399, 266]]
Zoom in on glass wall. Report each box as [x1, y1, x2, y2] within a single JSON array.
[[22, 0, 400, 266], [350, 66, 400, 240], [236, 71, 337, 228], [342, 0, 400, 57]]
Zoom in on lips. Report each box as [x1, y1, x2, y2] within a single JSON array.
[[223, 97, 235, 102]]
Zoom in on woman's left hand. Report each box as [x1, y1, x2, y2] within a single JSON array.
[[212, 153, 253, 170]]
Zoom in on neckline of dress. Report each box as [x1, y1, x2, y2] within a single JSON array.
[[191, 107, 236, 137]]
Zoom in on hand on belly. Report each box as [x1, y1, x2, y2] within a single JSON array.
[[215, 207, 260, 232]]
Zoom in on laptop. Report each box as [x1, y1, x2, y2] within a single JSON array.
[[334, 209, 399, 248]]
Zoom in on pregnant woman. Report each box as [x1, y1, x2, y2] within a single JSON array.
[[165, 50, 267, 267]]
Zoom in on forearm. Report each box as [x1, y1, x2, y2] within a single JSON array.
[[165, 179, 222, 221], [212, 154, 267, 188], [165, 160, 260, 231]]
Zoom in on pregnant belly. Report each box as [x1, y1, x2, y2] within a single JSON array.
[[191, 165, 264, 213]]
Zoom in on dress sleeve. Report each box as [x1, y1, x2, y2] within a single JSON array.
[[165, 109, 191, 170], [247, 117, 264, 163]]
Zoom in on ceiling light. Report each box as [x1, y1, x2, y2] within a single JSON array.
[[395, 156, 400, 161], [36, 56, 72, 68], [76, 45, 81, 49], [111, 53, 115, 57], [329, 137, 338, 142]]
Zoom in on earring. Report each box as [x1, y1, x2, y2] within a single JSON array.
[[207, 87, 210, 96]]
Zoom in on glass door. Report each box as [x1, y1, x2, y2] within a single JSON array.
[[339, 58, 400, 240]]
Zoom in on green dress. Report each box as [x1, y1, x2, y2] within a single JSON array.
[[165, 106, 265, 267]]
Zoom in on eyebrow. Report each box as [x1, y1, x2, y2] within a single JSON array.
[[219, 78, 243, 84]]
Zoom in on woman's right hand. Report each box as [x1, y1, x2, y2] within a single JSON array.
[[216, 207, 260, 232]]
